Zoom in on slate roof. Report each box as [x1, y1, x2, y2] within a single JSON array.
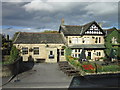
[[60, 21, 106, 36], [13, 32, 65, 44], [69, 44, 105, 49], [103, 27, 118, 35]]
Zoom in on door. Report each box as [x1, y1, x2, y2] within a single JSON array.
[[57, 49, 60, 62], [88, 52, 91, 59]]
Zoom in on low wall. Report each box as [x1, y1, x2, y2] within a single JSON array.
[[2, 64, 13, 77], [84, 73, 120, 79]]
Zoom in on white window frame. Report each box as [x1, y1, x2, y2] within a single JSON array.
[[33, 47, 39, 55], [22, 47, 28, 55]]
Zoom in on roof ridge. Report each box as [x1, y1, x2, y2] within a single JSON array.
[[20, 32, 59, 34], [63, 25, 81, 27]]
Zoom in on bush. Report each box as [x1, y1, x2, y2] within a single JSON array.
[[65, 48, 72, 61], [87, 56, 91, 60], [3, 46, 19, 65], [101, 65, 120, 72]]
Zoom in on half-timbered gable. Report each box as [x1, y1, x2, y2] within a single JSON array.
[[83, 22, 105, 35]]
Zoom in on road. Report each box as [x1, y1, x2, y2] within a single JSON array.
[[2, 63, 72, 88], [2, 63, 120, 89]]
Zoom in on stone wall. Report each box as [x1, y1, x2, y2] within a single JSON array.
[[2, 64, 13, 77]]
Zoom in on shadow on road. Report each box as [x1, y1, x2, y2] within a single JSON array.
[[69, 73, 120, 88]]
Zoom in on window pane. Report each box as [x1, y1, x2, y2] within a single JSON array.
[[33, 47, 39, 55], [99, 37, 101, 43], [61, 49, 64, 56], [75, 49, 77, 52], [50, 51, 53, 55], [22, 47, 28, 55], [95, 37, 98, 43]]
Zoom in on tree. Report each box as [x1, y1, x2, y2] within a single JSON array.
[[105, 29, 120, 60], [2, 34, 12, 55], [9, 46, 19, 62]]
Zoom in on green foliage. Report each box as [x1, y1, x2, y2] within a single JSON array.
[[65, 47, 72, 61], [99, 65, 120, 72], [62, 46, 66, 49], [67, 54, 120, 73], [8, 46, 19, 63], [105, 30, 120, 59], [87, 56, 91, 60]]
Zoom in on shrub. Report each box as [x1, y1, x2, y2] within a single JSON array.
[[3, 46, 20, 65], [101, 65, 120, 72], [65, 48, 72, 61], [87, 56, 91, 60]]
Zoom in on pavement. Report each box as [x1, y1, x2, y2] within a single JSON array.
[[2, 63, 72, 88]]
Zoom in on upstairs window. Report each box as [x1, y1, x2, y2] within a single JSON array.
[[99, 37, 101, 43], [95, 37, 98, 43], [82, 38, 85, 43], [22, 47, 28, 55], [33, 47, 39, 55], [75, 49, 77, 52], [72, 38, 78, 44]]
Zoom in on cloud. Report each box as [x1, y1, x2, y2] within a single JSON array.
[[23, 0, 78, 12], [84, 3, 118, 15]]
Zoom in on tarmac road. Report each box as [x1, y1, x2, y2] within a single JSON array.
[[2, 63, 72, 88], [2, 63, 120, 89]]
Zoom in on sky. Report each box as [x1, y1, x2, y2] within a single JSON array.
[[1, 0, 120, 38]]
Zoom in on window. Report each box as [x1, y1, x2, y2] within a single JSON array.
[[75, 54, 77, 57], [69, 40, 71, 43], [82, 38, 85, 43], [72, 38, 78, 44], [97, 52, 101, 56], [99, 52, 101, 56], [75, 49, 77, 52], [95, 37, 98, 43], [78, 38, 82, 43], [49, 51, 54, 59], [61, 49, 64, 56], [99, 37, 101, 43], [50, 51, 53, 55], [22, 47, 28, 55], [33, 47, 39, 55]]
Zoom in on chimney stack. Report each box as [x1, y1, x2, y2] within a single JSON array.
[[61, 18, 64, 26]]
